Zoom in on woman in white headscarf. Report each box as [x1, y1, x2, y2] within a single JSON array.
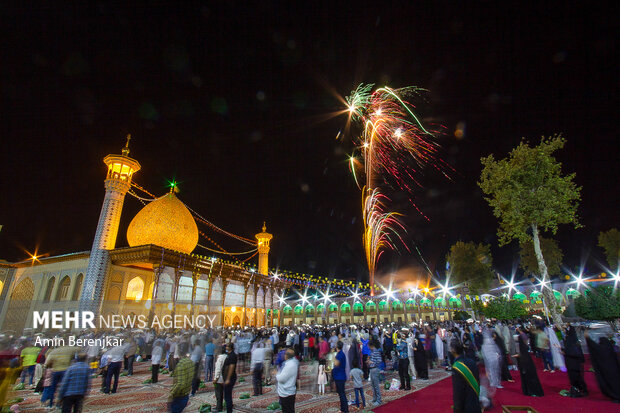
[[481, 328, 502, 388], [546, 326, 566, 372]]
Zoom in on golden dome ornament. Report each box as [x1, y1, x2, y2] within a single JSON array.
[[126, 192, 199, 254]]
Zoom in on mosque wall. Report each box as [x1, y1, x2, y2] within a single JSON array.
[[0, 257, 90, 332], [0, 255, 281, 333], [0, 266, 16, 325]]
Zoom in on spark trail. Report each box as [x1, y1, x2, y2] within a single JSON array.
[[346, 84, 446, 295]]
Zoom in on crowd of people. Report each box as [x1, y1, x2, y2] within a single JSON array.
[[1, 317, 619, 412]]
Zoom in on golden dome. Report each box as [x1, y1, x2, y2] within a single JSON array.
[[126, 192, 198, 254]]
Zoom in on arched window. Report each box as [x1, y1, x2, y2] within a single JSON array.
[[71, 273, 83, 301], [43, 277, 55, 302], [340, 303, 351, 314], [405, 298, 416, 309], [328, 303, 338, 312], [283, 305, 292, 315], [378, 300, 388, 311], [353, 302, 364, 313], [449, 297, 463, 308], [316, 304, 325, 312], [391, 300, 403, 310], [126, 277, 145, 301], [305, 304, 314, 314], [365, 301, 376, 311], [56, 276, 71, 301], [294, 305, 303, 315]]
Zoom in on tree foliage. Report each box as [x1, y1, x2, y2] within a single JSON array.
[[472, 298, 528, 321], [598, 228, 620, 272], [479, 134, 581, 324], [520, 236, 563, 276], [446, 241, 495, 295], [453, 310, 471, 321], [478, 134, 581, 245], [574, 285, 620, 321]]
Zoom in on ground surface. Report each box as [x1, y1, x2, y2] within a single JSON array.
[[10, 356, 618, 412], [8, 359, 448, 412]]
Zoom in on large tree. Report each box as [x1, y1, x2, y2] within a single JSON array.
[[520, 236, 563, 277], [479, 135, 581, 324], [598, 228, 620, 272], [446, 241, 495, 295]]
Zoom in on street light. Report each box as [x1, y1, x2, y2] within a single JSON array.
[[439, 282, 452, 297], [300, 290, 309, 306], [574, 274, 586, 289]]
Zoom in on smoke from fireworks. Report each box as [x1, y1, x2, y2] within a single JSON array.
[[346, 84, 446, 295]]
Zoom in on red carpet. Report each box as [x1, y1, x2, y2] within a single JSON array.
[[374, 357, 620, 413]]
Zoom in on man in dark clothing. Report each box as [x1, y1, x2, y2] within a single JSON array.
[[450, 339, 481, 413], [222, 343, 238, 413], [332, 341, 349, 413]]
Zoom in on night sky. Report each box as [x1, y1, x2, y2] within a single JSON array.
[[1, 2, 618, 285]]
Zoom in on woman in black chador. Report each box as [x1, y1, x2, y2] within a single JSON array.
[[513, 327, 544, 396], [493, 331, 513, 382], [562, 325, 588, 397], [414, 333, 429, 379], [585, 330, 620, 402]]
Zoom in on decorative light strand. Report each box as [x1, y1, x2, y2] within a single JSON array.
[[196, 244, 258, 255], [186, 203, 257, 246], [198, 230, 229, 254], [131, 181, 157, 198]]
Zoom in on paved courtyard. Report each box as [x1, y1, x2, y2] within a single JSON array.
[[10, 360, 449, 412]]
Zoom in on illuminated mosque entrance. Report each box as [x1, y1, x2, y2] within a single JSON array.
[[223, 306, 267, 327]]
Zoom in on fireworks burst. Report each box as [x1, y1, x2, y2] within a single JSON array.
[[363, 187, 409, 283], [346, 84, 446, 295]]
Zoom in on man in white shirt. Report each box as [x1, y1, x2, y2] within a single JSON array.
[[104, 342, 129, 394], [329, 332, 338, 349], [271, 329, 279, 350], [275, 349, 299, 413], [151, 340, 163, 383], [250, 342, 265, 396], [212, 347, 228, 413]]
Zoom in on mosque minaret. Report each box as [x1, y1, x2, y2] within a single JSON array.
[[79, 135, 141, 314]]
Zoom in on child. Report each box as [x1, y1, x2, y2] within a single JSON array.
[[39, 367, 53, 408], [325, 347, 336, 393], [303, 336, 309, 360], [33, 363, 43, 394], [99, 353, 111, 392], [317, 360, 327, 394], [350, 359, 365, 409]]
